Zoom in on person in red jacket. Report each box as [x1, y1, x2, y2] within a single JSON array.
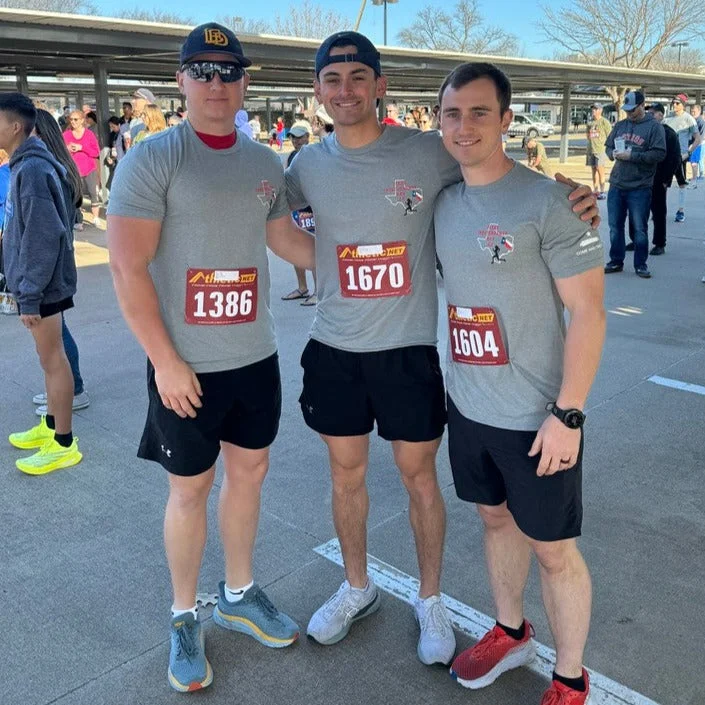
[[63, 110, 103, 229]]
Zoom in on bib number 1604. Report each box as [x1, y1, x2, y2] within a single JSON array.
[[344, 263, 404, 292], [452, 328, 500, 359]]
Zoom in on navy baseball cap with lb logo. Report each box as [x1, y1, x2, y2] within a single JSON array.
[[315, 31, 381, 77], [180, 22, 252, 67]]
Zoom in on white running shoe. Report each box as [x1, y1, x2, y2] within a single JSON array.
[[34, 391, 91, 415], [307, 579, 380, 645], [414, 594, 456, 665]]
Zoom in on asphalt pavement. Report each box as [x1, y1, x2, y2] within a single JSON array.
[[0, 181, 703, 705]]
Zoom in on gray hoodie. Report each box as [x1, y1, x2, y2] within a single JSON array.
[[605, 112, 666, 190], [2, 136, 77, 315]]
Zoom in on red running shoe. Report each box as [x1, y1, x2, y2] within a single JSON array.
[[540, 669, 591, 704], [450, 620, 536, 689]]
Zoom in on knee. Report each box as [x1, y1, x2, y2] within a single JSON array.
[[169, 474, 213, 511], [476, 503, 514, 531], [398, 461, 439, 501], [37, 345, 68, 374], [227, 456, 269, 489], [330, 457, 367, 495], [530, 539, 575, 574]]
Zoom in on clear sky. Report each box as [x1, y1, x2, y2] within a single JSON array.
[[95, 0, 543, 58]]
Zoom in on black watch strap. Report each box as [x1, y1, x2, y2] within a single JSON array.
[[546, 402, 585, 429]]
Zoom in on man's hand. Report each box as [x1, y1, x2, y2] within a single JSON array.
[[554, 174, 600, 228], [20, 314, 41, 329], [528, 414, 581, 477], [154, 357, 203, 419], [613, 149, 632, 161]]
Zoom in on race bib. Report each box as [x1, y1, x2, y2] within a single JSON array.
[[448, 305, 508, 365], [589, 128, 600, 140], [293, 209, 316, 233], [185, 268, 257, 325], [337, 241, 412, 298]]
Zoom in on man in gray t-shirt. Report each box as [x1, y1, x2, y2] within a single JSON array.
[[664, 93, 702, 222], [107, 23, 314, 694], [287, 31, 599, 669], [434, 63, 605, 705]]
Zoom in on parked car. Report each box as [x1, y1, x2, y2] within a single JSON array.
[[507, 113, 555, 138]]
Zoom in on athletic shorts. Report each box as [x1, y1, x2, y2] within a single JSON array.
[[17, 296, 74, 318], [689, 145, 702, 163], [586, 152, 607, 167], [447, 396, 583, 542], [299, 339, 446, 442], [139, 353, 281, 476]]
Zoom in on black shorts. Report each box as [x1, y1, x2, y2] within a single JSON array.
[[299, 339, 446, 442], [139, 353, 281, 477], [447, 396, 583, 542], [17, 297, 74, 318]]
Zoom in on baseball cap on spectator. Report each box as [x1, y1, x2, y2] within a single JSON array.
[[622, 91, 645, 112], [315, 31, 381, 77], [589, 102, 603, 109], [648, 102, 666, 115], [180, 22, 252, 67], [289, 125, 310, 137], [673, 93, 689, 105], [133, 88, 156, 102]]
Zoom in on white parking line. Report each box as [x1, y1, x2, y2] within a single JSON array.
[[648, 375, 705, 396], [314, 539, 662, 705]]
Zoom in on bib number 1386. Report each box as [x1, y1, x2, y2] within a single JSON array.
[[185, 268, 258, 326]]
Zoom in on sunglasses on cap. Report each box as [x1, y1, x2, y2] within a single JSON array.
[[180, 61, 245, 83]]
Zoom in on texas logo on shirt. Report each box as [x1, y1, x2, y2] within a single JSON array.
[[256, 180, 276, 207], [384, 179, 424, 216], [477, 223, 514, 263]]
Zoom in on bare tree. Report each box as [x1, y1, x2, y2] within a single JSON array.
[[397, 0, 520, 56], [0, 0, 96, 12], [219, 15, 273, 35], [116, 8, 194, 24], [651, 46, 704, 73], [272, 1, 351, 38], [540, 0, 705, 106]]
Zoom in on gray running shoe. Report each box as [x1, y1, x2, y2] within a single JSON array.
[[168, 612, 213, 692], [307, 579, 380, 645], [414, 595, 456, 665], [213, 581, 299, 648], [34, 391, 90, 415]]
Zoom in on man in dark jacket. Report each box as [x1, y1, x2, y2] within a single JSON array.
[[0, 92, 83, 475], [646, 103, 682, 254], [604, 91, 666, 278]]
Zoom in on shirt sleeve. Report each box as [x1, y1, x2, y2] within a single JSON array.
[[285, 157, 307, 211], [267, 160, 290, 221], [106, 143, 168, 221], [540, 187, 604, 279], [434, 134, 463, 188]]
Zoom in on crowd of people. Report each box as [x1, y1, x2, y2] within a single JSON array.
[[0, 19, 701, 705]]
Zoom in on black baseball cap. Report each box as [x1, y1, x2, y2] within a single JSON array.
[[648, 102, 666, 115], [180, 22, 252, 67], [315, 31, 381, 77]]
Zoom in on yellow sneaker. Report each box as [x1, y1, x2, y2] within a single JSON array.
[[9, 416, 54, 449], [16, 437, 82, 475]]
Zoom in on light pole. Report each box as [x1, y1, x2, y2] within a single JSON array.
[[671, 41, 689, 67], [371, 0, 399, 46]]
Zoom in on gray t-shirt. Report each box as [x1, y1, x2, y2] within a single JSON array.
[[434, 163, 604, 431], [663, 112, 698, 153], [286, 126, 461, 352], [107, 121, 289, 373]]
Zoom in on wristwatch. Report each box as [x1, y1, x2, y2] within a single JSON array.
[[546, 402, 585, 429]]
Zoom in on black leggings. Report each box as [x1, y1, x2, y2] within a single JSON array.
[[81, 170, 101, 208]]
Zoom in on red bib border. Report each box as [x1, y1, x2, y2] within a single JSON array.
[[185, 268, 258, 325], [448, 305, 509, 366], [337, 241, 412, 299]]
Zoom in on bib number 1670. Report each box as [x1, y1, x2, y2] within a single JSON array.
[[343, 262, 405, 292]]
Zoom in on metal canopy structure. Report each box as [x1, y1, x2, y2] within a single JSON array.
[[2, 8, 705, 95], [1, 8, 704, 161]]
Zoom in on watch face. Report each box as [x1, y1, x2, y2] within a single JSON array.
[[564, 411, 584, 429]]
